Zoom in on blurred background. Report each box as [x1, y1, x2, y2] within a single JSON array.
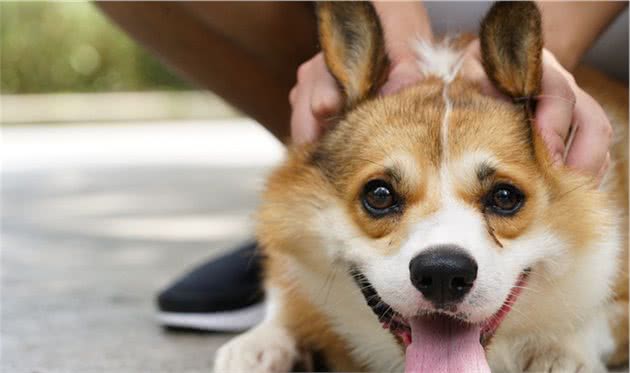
[[1, 2, 628, 373], [1, 2, 187, 94], [2, 2, 283, 372], [1, 1, 250, 122]]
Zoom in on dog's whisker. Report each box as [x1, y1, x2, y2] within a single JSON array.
[[510, 285, 541, 294], [323, 266, 339, 305]]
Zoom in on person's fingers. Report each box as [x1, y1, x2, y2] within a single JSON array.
[[380, 60, 424, 95], [289, 86, 298, 106], [290, 84, 321, 145], [534, 52, 577, 164], [289, 53, 344, 144], [563, 87, 613, 177], [290, 58, 321, 144], [309, 54, 343, 126], [459, 43, 610, 183]]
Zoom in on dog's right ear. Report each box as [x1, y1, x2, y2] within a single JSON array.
[[480, 1, 543, 101], [317, 2, 389, 109]]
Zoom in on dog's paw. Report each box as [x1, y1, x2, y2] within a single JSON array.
[[523, 348, 605, 373], [214, 324, 298, 373]]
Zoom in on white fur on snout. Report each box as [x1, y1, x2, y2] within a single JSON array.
[[364, 155, 524, 323], [365, 193, 519, 322]]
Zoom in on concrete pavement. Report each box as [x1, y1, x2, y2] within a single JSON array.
[[2, 120, 282, 372]]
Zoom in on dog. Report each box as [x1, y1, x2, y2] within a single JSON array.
[[215, 2, 628, 372]]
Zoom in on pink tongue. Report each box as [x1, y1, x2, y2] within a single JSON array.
[[404, 315, 490, 373]]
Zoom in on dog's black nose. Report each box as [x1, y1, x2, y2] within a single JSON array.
[[409, 246, 477, 305]]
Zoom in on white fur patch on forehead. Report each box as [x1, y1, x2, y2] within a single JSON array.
[[453, 151, 500, 178], [414, 38, 464, 83], [414, 39, 465, 164]]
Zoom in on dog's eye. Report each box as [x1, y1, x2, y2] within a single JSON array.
[[485, 184, 524, 216], [362, 180, 400, 217]]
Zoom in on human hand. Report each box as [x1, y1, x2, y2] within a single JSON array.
[[461, 40, 612, 183], [289, 53, 424, 145], [289, 1, 430, 145]]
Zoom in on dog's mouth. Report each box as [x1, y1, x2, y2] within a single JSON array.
[[351, 267, 530, 372]]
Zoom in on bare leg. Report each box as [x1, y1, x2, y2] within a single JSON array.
[[97, 1, 318, 141]]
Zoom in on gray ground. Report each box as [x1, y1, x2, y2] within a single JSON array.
[[2, 122, 276, 372], [2, 164, 267, 372]]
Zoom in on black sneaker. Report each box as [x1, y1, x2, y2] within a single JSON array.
[[156, 242, 265, 332]]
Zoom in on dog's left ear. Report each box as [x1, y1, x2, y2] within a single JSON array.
[[317, 2, 389, 109], [480, 1, 543, 102]]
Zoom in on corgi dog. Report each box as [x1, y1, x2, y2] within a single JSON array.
[[215, 2, 628, 372]]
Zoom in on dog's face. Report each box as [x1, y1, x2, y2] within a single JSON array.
[[306, 2, 606, 341], [316, 81, 546, 325]]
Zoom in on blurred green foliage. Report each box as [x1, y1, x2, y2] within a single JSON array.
[[1, 1, 189, 94]]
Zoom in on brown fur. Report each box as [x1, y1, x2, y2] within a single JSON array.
[[263, 252, 363, 371], [480, 2, 543, 100], [258, 146, 366, 371], [317, 2, 389, 109], [576, 66, 629, 366], [258, 69, 628, 370], [247, 2, 628, 371]]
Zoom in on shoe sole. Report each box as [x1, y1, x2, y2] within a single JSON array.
[[156, 301, 265, 332]]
